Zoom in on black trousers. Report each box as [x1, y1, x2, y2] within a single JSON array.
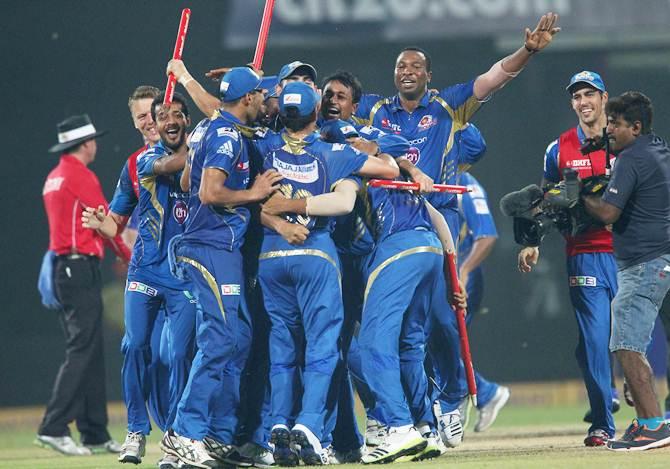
[[37, 256, 111, 445]]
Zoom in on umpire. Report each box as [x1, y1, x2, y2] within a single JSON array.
[[37, 114, 128, 455]]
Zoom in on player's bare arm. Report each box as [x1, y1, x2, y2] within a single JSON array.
[[82, 205, 127, 238], [199, 167, 281, 206], [168, 59, 221, 117], [473, 12, 560, 100], [396, 157, 434, 192], [259, 211, 310, 245]]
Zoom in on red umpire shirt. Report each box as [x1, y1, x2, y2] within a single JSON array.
[[43, 153, 130, 261]]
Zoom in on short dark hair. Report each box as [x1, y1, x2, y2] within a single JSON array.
[[398, 46, 432, 72], [128, 85, 160, 110], [606, 91, 653, 135], [151, 92, 190, 122], [280, 108, 316, 132], [321, 70, 363, 104]]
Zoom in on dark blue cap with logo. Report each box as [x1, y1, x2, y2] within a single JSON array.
[[279, 82, 320, 118], [219, 67, 263, 102], [277, 61, 317, 82], [320, 119, 360, 143], [566, 71, 606, 93], [260, 75, 279, 99]]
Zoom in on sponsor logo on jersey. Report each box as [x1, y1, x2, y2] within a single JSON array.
[[359, 125, 382, 136], [418, 114, 437, 131], [217, 140, 235, 157], [273, 158, 319, 183], [173, 199, 188, 224], [43, 177, 64, 195], [217, 127, 239, 140], [381, 118, 402, 133], [608, 187, 618, 194], [221, 284, 241, 295], [473, 198, 490, 215], [408, 136, 427, 146], [189, 125, 207, 143], [236, 160, 250, 171], [566, 159, 592, 168], [332, 143, 345, 151], [569, 276, 597, 287], [127, 281, 158, 296], [406, 147, 420, 164]]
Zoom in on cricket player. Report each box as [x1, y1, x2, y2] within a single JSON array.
[[255, 81, 400, 465], [160, 67, 281, 469], [83, 92, 197, 465]]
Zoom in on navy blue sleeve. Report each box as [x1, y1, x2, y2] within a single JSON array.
[[602, 155, 637, 210], [457, 124, 487, 165], [109, 161, 138, 216]]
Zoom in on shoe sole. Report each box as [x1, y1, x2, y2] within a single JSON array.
[[475, 387, 511, 433], [607, 435, 670, 452], [160, 438, 211, 469], [362, 438, 427, 464], [118, 453, 142, 464], [395, 445, 442, 462], [290, 429, 326, 465], [270, 428, 299, 467]]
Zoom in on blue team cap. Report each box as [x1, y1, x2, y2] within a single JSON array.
[[279, 82, 320, 117], [260, 75, 279, 99], [219, 67, 263, 102], [277, 61, 317, 82], [320, 119, 359, 143], [566, 71, 606, 94]]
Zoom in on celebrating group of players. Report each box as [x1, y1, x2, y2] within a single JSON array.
[[82, 12, 560, 468]]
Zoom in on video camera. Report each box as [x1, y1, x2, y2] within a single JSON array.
[[500, 168, 611, 247]]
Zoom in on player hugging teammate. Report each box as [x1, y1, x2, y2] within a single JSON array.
[[76, 11, 563, 468]]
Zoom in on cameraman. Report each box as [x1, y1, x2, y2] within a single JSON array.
[[518, 71, 617, 446], [583, 91, 670, 451]]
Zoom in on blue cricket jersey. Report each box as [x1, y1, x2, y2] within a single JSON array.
[[181, 111, 252, 251], [355, 82, 481, 209], [257, 130, 368, 235], [457, 172, 498, 265], [130, 141, 189, 274]]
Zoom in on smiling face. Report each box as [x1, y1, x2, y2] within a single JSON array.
[[570, 85, 608, 128], [394, 50, 431, 100], [154, 102, 190, 150], [321, 80, 357, 121], [130, 97, 160, 145]]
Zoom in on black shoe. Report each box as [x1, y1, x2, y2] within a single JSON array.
[[607, 420, 670, 451]]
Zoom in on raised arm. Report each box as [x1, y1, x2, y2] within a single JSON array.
[[473, 12, 560, 100]]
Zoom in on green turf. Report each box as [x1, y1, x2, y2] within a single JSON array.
[[2, 404, 670, 468]]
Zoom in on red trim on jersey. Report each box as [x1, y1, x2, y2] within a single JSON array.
[[557, 127, 613, 256], [127, 145, 147, 199]]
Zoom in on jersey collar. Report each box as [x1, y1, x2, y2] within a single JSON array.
[[391, 91, 431, 112]]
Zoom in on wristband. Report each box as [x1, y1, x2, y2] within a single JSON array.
[[178, 74, 194, 86], [524, 44, 538, 54]]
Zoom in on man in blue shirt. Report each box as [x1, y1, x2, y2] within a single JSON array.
[[160, 68, 283, 468], [82, 92, 198, 466], [584, 91, 670, 451]]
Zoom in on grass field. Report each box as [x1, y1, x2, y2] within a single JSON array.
[[2, 402, 670, 468]]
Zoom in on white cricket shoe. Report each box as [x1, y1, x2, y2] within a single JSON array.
[[160, 430, 218, 468], [290, 423, 329, 465], [475, 386, 510, 433], [395, 430, 445, 462], [364, 418, 386, 447], [437, 409, 464, 448], [361, 425, 426, 464], [118, 431, 146, 463], [35, 434, 92, 456]]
